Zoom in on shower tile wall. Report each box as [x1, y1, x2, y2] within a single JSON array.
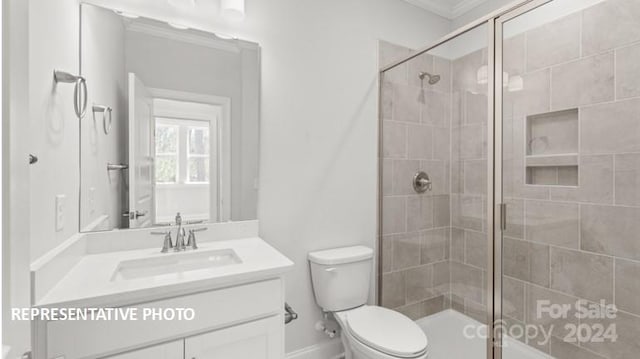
[[502, 0, 640, 357], [379, 40, 453, 319], [381, 1, 640, 357]]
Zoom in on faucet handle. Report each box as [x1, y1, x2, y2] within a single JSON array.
[[151, 231, 173, 253], [186, 227, 207, 250]]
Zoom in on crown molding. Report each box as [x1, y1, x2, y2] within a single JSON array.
[[125, 20, 241, 53], [452, 0, 488, 18], [403, 0, 488, 19]]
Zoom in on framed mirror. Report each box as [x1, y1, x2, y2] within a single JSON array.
[[79, 3, 260, 232]]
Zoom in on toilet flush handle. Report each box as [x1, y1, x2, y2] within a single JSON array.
[[325, 267, 337, 273]]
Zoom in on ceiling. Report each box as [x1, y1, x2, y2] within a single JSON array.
[[402, 0, 488, 19]]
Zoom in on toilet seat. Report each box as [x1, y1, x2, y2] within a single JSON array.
[[341, 306, 428, 358]]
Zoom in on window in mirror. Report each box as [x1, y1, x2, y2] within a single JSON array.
[[187, 126, 210, 183], [155, 124, 179, 183]]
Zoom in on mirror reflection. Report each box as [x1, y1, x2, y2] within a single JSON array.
[[80, 4, 260, 232]]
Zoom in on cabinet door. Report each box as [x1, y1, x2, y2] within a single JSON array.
[[103, 340, 183, 359], [184, 316, 283, 359]]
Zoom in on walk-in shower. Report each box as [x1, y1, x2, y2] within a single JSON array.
[[378, 0, 640, 358]]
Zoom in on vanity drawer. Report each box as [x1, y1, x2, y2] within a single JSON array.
[[45, 279, 283, 359]]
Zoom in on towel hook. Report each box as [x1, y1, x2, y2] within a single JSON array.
[[93, 104, 113, 135], [54, 70, 88, 119]]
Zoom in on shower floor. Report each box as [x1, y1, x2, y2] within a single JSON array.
[[416, 309, 550, 359]]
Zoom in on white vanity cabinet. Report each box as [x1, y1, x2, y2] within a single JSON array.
[[36, 279, 286, 359], [184, 316, 282, 359], [104, 341, 183, 359], [104, 316, 281, 359]]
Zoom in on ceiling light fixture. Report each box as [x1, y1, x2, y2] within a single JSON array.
[[114, 10, 140, 19], [215, 33, 235, 40], [168, 22, 190, 30], [221, 0, 245, 21]]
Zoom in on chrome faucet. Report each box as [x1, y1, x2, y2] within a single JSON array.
[[151, 231, 173, 253], [151, 213, 206, 253], [174, 212, 186, 251], [186, 227, 208, 250]]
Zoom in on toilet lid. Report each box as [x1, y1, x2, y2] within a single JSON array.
[[345, 306, 428, 358]]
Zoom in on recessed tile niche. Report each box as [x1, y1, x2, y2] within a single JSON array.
[[525, 109, 579, 186]]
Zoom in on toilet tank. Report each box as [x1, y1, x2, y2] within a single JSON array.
[[308, 246, 373, 312]]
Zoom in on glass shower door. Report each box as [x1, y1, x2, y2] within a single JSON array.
[[498, 0, 640, 357], [379, 22, 492, 358]]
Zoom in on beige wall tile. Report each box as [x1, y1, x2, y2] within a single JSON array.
[[393, 85, 421, 123], [451, 194, 484, 232], [504, 237, 550, 287], [550, 247, 613, 303], [581, 98, 640, 154], [432, 126, 450, 161], [381, 271, 405, 308], [582, 0, 640, 56], [393, 233, 421, 270], [383, 121, 407, 159], [450, 261, 484, 304], [549, 155, 614, 204], [503, 276, 525, 322], [407, 123, 433, 160], [405, 265, 434, 303], [382, 196, 406, 235], [616, 42, 640, 99], [463, 160, 487, 195], [432, 261, 450, 296], [382, 158, 393, 195], [526, 13, 580, 72], [525, 200, 579, 249], [453, 124, 485, 160], [422, 160, 448, 196], [464, 230, 487, 270], [581, 204, 640, 261], [551, 53, 614, 110], [549, 337, 606, 359], [392, 159, 421, 195], [421, 228, 449, 265], [504, 69, 551, 120], [526, 284, 579, 340], [422, 90, 451, 127], [614, 153, 640, 206], [432, 195, 450, 228], [381, 234, 394, 274], [615, 258, 640, 316], [505, 198, 524, 239], [450, 228, 465, 263], [407, 196, 434, 232]]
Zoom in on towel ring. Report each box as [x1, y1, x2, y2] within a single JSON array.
[[54, 70, 88, 119], [92, 104, 113, 135]]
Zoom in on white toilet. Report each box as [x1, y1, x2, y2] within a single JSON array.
[[308, 246, 429, 359]]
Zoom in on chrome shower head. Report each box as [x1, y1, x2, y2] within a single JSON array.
[[418, 71, 441, 85]]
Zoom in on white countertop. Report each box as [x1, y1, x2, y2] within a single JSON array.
[[36, 237, 293, 308]]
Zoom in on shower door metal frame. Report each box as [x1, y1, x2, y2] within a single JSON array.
[[377, 0, 554, 358]]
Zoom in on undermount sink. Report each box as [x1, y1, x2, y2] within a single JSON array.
[[111, 249, 242, 281]]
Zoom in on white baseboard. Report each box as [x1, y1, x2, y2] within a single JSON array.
[[286, 338, 344, 359]]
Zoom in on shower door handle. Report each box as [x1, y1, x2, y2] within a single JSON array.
[[500, 203, 507, 231]]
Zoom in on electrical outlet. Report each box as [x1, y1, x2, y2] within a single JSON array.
[[55, 195, 65, 232]]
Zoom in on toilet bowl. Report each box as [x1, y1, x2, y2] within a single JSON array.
[[334, 305, 428, 359], [308, 246, 429, 359]]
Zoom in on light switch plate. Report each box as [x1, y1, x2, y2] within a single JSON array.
[[55, 194, 65, 232]]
